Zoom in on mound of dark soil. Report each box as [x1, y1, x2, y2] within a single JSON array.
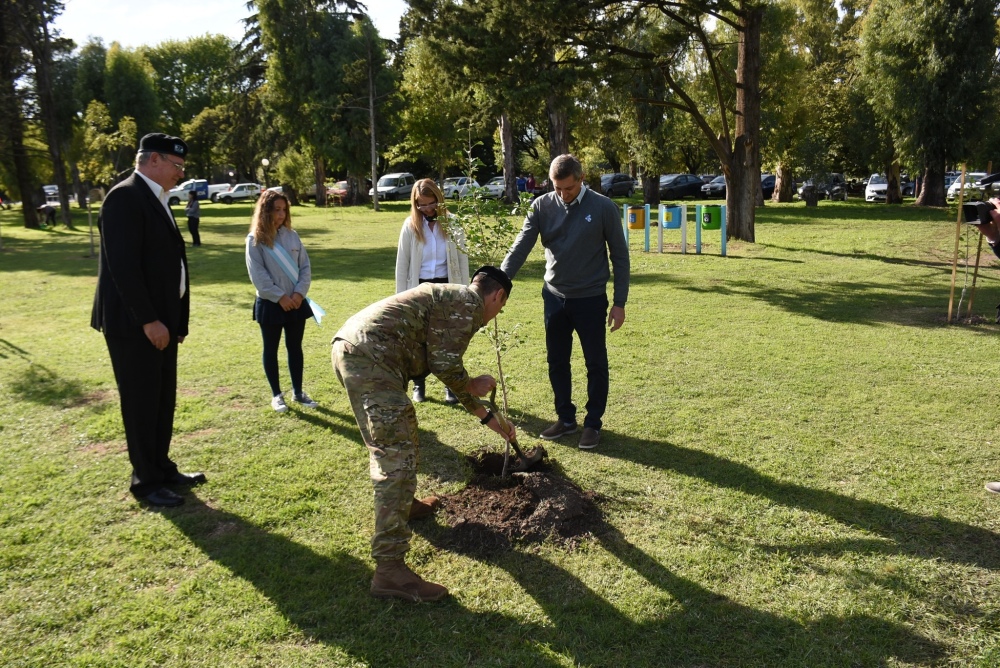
[[435, 449, 606, 554]]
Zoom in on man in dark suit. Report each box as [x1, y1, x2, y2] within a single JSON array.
[[91, 133, 206, 507]]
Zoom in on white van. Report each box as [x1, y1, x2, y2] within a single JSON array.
[[369, 172, 415, 201]]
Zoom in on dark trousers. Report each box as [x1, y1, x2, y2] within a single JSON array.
[[412, 277, 449, 390], [259, 318, 306, 396], [187, 217, 201, 246], [104, 334, 180, 496], [542, 286, 609, 431]]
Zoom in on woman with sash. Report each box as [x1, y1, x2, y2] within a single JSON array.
[[246, 189, 320, 412]]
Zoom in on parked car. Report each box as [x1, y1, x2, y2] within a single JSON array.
[[797, 173, 848, 201], [369, 172, 415, 201], [865, 174, 888, 202], [761, 173, 776, 199], [658, 173, 705, 200], [217, 183, 261, 204], [947, 173, 987, 201], [701, 175, 726, 198], [170, 181, 229, 203], [43, 185, 59, 203], [600, 173, 635, 197], [329, 180, 349, 200], [441, 176, 479, 199], [483, 176, 506, 198]]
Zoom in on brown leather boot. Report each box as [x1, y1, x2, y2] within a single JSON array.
[[409, 495, 441, 520], [371, 559, 449, 602]]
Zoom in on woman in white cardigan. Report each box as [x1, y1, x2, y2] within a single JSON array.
[[394, 178, 470, 404]]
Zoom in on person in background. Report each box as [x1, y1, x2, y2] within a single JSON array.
[[246, 189, 319, 413], [501, 153, 630, 451], [525, 173, 536, 197], [90, 133, 204, 508], [185, 191, 201, 246], [395, 178, 470, 404], [37, 203, 56, 226], [331, 267, 515, 602]]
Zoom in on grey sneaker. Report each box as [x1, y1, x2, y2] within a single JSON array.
[[293, 391, 318, 408], [986, 482, 1000, 494], [539, 420, 578, 440], [271, 393, 288, 413], [578, 427, 600, 450]]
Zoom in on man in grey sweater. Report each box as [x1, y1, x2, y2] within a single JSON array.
[[501, 154, 630, 449]]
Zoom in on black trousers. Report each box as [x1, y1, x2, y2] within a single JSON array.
[[187, 217, 201, 246], [104, 333, 180, 496], [412, 277, 449, 390]]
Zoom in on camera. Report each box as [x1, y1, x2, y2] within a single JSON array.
[[963, 200, 996, 225]]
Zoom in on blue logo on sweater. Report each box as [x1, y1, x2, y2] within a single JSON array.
[[585, 215, 592, 222]]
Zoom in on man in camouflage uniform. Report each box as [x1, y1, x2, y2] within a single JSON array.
[[332, 266, 516, 602]]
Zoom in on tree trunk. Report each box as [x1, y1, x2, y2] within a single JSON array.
[[71, 163, 86, 208], [499, 112, 517, 203], [643, 175, 660, 208], [27, 0, 72, 227], [725, 3, 763, 243], [0, 71, 38, 228], [885, 161, 902, 204], [917, 160, 946, 206], [368, 47, 379, 213], [773, 162, 795, 202], [546, 94, 569, 160], [314, 156, 326, 207]]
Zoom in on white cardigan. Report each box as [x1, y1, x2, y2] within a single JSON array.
[[395, 215, 470, 293]]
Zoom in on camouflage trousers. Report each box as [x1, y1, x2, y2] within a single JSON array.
[[332, 339, 418, 560]]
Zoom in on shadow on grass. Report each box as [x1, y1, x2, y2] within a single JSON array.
[[413, 511, 942, 665], [162, 488, 941, 667], [593, 429, 1000, 572], [755, 202, 951, 225], [7, 360, 89, 407], [628, 270, 993, 329]]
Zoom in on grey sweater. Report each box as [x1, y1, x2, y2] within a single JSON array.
[[245, 226, 311, 302], [501, 187, 630, 306]]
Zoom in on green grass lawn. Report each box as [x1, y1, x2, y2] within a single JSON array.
[[2, 196, 999, 667]]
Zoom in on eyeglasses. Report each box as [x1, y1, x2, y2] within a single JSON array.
[[159, 154, 186, 172], [416, 200, 439, 210]]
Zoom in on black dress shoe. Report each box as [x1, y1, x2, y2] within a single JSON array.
[[139, 487, 185, 507], [166, 471, 207, 486]]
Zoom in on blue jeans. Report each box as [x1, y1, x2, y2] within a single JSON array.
[[542, 286, 609, 430]]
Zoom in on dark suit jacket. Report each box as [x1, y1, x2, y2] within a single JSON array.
[[91, 173, 190, 338]]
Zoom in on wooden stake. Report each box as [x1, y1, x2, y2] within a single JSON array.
[[948, 165, 968, 323], [968, 232, 984, 317]]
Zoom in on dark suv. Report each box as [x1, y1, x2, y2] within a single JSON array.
[[659, 173, 705, 200], [798, 173, 848, 201], [601, 173, 635, 197]]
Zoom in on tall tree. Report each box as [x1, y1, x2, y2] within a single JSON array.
[[141, 35, 236, 137], [0, 0, 39, 228], [104, 43, 160, 138], [389, 36, 472, 181], [12, 0, 75, 226], [859, 0, 999, 206], [255, 0, 366, 206]]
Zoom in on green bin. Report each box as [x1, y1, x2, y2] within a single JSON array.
[[701, 205, 722, 230]]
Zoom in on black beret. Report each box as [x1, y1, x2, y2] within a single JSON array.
[[473, 265, 512, 296], [139, 133, 188, 158]]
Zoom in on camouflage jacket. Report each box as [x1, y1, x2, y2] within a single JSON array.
[[333, 283, 485, 411]]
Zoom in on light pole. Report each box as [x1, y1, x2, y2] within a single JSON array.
[[261, 158, 270, 189]]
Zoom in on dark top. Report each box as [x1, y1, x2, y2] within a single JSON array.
[[91, 173, 190, 338]]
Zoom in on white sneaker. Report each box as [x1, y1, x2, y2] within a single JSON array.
[[271, 394, 288, 413], [293, 391, 318, 408], [986, 481, 1000, 494]]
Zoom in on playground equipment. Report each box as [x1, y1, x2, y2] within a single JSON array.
[[621, 203, 727, 256]]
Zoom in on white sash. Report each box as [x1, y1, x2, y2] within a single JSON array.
[[262, 242, 325, 325]]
